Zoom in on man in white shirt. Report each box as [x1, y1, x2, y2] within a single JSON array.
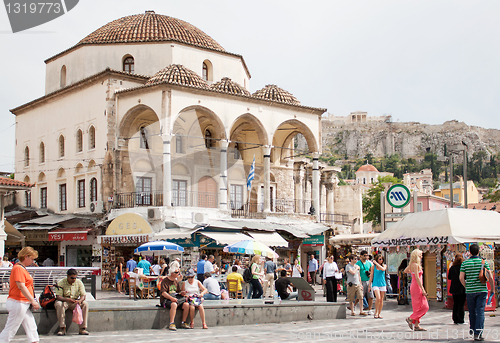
[[42, 257, 55, 267], [202, 272, 221, 300], [204, 255, 218, 277]]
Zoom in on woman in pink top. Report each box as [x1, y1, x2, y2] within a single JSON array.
[[404, 249, 429, 331]]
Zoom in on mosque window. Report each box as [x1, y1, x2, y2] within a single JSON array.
[[140, 126, 149, 149], [24, 146, 29, 167], [76, 129, 83, 152], [202, 62, 208, 81], [39, 142, 45, 164], [60, 65, 66, 88], [88, 126, 95, 150], [175, 135, 184, 154], [204, 129, 213, 149], [59, 135, 65, 158], [123, 56, 134, 74], [234, 143, 241, 159]]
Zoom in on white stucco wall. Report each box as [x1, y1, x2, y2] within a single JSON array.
[[45, 43, 250, 95]]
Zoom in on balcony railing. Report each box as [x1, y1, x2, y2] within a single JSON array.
[[172, 191, 218, 208], [273, 199, 313, 214], [320, 213, 352, 226], [115, 191, 163, 208], [231, 202, 266, 219]]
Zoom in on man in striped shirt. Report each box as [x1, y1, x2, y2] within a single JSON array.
[[459, 244, 494, 342]]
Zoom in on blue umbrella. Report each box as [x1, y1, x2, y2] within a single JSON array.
[[134, 240, 184, 256]]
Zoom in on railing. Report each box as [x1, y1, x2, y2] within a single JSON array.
[[0, 267, 99, 298], [173, 191, 218, 208], [320, 213, 352, 226], [231, 202, 266, 219], [274, 199, 313, 214], [116, 191, 163, 208]]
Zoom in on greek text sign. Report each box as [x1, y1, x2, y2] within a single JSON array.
[[386, 184, 411, 208]]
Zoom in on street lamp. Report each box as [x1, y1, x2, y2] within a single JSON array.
[[437, 155, 453, 208], [449, 143, 468, 209]]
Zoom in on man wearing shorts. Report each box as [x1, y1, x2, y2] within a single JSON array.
[[159, 268, 191, 331], [346, 255, 367, 316], [356, 250, 374, 314]]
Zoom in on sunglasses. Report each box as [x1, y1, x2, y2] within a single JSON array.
[[172, 271, 179, 274], [69, 276, 77, 280]]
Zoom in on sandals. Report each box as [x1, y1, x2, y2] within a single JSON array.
[[190, 322, 195, 329], [414, 326, 426, 331], [406, 317, 414, 330], [351, 313, 356, 316], [202, 323, 208, 329]]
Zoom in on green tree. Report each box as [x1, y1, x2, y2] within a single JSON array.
[[362, 175, 401, 225], [483, 180, 500, 202]]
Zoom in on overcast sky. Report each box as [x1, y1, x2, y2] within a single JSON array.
[[1, 0, 499, 172]]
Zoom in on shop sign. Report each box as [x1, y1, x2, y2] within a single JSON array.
[[302, 235, 324, 246], [105, 213, 153, 235], [100, 235, 149, 244], [24, 230, 48, 242], [49, 232, 87, 242]]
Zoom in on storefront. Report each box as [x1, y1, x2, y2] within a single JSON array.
[[98, 213, 153, 290], [16, 225, 58, 264], [48, 227, 95, 267]]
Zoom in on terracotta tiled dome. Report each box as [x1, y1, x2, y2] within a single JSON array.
[[78, 11, 225, 52], [146, 64, 209, 89], [252, 85, 300, 105], [357, 164, 379, 172], [210, 77, 251, 96]]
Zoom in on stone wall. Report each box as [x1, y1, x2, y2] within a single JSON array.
[[321, 119, 500, 159]]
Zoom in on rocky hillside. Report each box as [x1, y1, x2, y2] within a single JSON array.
[[321, 119, 500, 159]]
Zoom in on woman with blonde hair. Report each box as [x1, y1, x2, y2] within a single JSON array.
[[404, 249, 429, 331], [0, 246, 40, 342], [250, 255, 264, 298]]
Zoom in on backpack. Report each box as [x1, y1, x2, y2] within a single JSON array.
[[243, 268, 253, 283], [39, 285, 61, 316]]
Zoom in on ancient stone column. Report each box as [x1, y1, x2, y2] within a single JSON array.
[[311, 152, 320, 216], [219, 140, 228, 210], [162, 134, 172, 208], [263, 145, 272, 213], [294, 166, 304, 213]]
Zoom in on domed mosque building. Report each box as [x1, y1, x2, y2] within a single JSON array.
[[12, 12, 338, 281]]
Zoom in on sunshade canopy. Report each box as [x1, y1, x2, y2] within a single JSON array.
[[223, 239, 279, 259], [134, 240, 184, 256], [372, 208, 500, 247]]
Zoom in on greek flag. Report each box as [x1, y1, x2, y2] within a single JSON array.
[[247, 155, 255, 191]]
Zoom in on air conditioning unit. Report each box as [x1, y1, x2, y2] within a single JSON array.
[[148, 208, 161, 220], [90, 201, 103, 213], [192, 212, 208, 225]]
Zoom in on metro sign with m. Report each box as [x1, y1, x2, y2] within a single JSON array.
[[387, 184, 411, 208]]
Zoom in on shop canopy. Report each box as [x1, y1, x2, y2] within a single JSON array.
[[246, 232, 288, 247], [155, 228, 200, 240], [4, 220, 24, 242], [330, 233, 379, 245], [199, 232, 250, 245], [371, 208, 500, 247]]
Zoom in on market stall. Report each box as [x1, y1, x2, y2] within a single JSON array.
[[372, 208, 500, 306]]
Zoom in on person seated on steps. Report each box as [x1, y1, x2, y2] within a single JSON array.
[[159, 267, 191, 331], [55, 269, 89, 336]]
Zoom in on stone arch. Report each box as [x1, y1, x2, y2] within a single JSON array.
[[38, 172, 46, 182], [172, 163, 190, 175], [174, 105, 227, 146], [87, 159, 96, 171], [272, 119, 319, 163], [57, 168, 66, 179], [197, 176, 217, 208], [23, 175, 30, 184], [75, 163, 84, 175]]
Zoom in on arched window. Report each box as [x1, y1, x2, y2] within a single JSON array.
[[59, 135, 65, 158], [60, 65, 66, 88], [202, 60, 212, 81], [175, 135, 184, 154], [204, 129, 213, 149], [140, 126, 149, 149], [202, 62, 208, 81], [39, 142, 45, 163], [24, 146, 29, 167], [90, 177, 97, 202], [123, 56, 134, 73], [88, 126, 95, 149], [76, 129, 83, 152], [234, 143, 241, 159]]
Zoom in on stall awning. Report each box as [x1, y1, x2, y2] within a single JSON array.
[[15, 225, 57, 231], [4, 220, 24, 242], [247, 232, 288, 247], [155, 228, 200, 240], [49, 228, 92, 242], [329, 233, 379, 245], [200, 232, 250, 245]]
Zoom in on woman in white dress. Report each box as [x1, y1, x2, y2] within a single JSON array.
[[292, 259, 303, 278], [181, 269, 208, 329]]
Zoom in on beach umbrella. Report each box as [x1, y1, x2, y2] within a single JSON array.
[[134, 240, 184, 256], [223, 239, 278, 259]]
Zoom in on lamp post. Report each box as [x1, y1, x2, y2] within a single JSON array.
[[449, 144, 468, 208], [437, 155, 453, 208]]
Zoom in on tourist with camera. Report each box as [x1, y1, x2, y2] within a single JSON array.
[[346, 255, 367, 316], [355, 250, 374, 314]]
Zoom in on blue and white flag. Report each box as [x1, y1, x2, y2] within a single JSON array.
[[247, 155, 255, 191]]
